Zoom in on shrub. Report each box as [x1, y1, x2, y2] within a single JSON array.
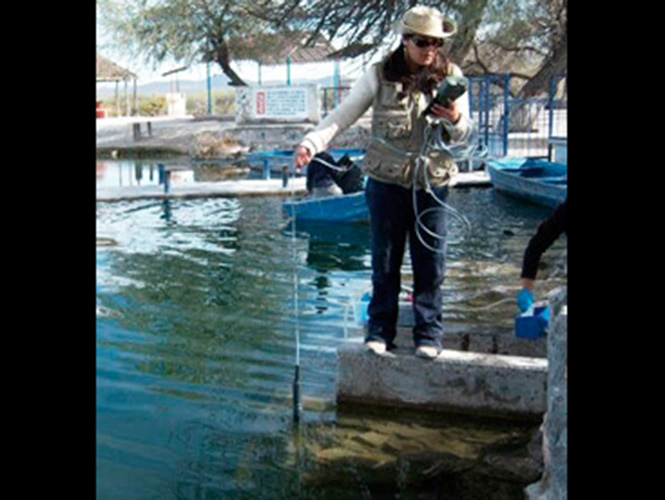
[[139, 95, 167, 116]]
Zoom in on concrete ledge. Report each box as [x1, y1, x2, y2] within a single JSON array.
[[337, 342, 547, 420], [96, 177, 308, 202], [97, 172, 488, 202]]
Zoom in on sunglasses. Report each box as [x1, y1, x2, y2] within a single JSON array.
[[409, 36, 444, 49]]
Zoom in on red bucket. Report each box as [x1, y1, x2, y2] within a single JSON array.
[[96, 101, 107, 118]]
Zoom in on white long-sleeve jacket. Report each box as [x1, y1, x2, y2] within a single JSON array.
[[299, 61, 472, 158]]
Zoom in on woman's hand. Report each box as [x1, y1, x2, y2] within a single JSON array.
[[516, 288, 535, 313], [431, 101, 460, 124], [294, 145, 313, 170]]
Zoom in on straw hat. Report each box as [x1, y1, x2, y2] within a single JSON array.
[[396, 6, 456, 39]]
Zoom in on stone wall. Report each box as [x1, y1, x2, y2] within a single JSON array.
[[526, 286, 567, 499], [227, 117, 372, 152]]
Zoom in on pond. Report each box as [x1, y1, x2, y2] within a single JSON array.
[[96, 160, 566, 499]]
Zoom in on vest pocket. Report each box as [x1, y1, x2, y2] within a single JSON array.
[[415, 153, 458, 188], [362, 141, 412, 186], [373, 109, 411, 140], [383, 120, 411, 139], [378, 82, 405, 107]]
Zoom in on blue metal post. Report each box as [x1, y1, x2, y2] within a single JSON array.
[[503, 73, 510, 157], [206, 63, 212, 115], [468, 77, 475, 124], [483, 77, 490, 153], [548, 75, 555, 160], [474, 79, 485, 149], [480, 79, 488, 150], [263, 160, 270, 180], [287, 56, 291, 86], [158, 163, 171, 193], [282, 165, 289, 188], [548, 75, 555, 140]]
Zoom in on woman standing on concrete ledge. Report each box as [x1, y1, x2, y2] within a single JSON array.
[[294, 6, 472, 359]]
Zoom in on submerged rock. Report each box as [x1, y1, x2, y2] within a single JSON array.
[[302, 408, 541, 495]]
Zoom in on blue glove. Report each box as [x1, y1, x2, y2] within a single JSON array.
[[517, 288, 534, 313]]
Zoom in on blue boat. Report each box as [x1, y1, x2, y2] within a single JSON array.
[[283, 191, 368, 223], [486, 157, 567, 208], [246, 148, 365, 175]]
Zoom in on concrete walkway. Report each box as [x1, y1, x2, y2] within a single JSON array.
[[96, 172, 490, 202], [97, 176, 308, 201], [96, 115, 490, 201]]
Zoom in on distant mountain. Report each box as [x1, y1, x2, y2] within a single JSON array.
[[96, 74, 352, 98], [96, 74, 230, 97]]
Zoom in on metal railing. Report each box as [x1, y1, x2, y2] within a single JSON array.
[[469, 73, 567, 159], [318, 74, 567, 161]]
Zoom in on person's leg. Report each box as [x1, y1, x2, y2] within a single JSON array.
[[409, 185, 449, 352], [365, 178, 409, 349]]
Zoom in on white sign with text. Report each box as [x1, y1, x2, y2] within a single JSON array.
[[235, 85, 320, 124]]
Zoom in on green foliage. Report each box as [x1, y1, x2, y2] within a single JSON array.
[[185, 90, 235, 116], [136, 95, 165, 116], [99, 90, 234, 118], [483, 0, 565, 53], [98, 0, 566, 95], [98, 0, 274, 85]]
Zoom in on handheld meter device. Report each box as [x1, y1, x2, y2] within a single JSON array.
[[425, 75, 469, 115]]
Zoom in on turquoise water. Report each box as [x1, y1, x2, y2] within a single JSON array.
[[96, 166, 564, 499]]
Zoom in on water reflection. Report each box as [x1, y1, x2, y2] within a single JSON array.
[[97, 160, 197, 188], [97, 159, 258, 191], [283, 220, 371, 273], [97, 173, 565, 499]]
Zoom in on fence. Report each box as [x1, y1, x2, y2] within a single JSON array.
[[468, 73, 567, 159], [319, 74, 567, 161]]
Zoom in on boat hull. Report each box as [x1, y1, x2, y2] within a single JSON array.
[[283, 191, 368, 223], [486, 157, 567, 208]]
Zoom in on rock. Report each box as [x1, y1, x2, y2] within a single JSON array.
[[525, 286, 567, 500], [189, 131, 249, 160], [352, 431, 389, 448], [478, 428, 544, 483]]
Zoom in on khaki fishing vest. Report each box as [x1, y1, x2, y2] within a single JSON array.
[[361, 62, 458, 189]]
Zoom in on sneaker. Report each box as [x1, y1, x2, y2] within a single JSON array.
[[415, 345, 439, 359], [365, 340, 387, 355]]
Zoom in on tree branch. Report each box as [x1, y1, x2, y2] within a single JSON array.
[[487, 40, 546, 56]]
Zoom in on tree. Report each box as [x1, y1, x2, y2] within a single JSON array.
[[98, 0, 566, 96], [445, 0, 490, 65], [97, 0, 273, 86], [253, 1, 486, 61], [258, 0, 565, 96], [513, 0, 567, 98], [466, 0, 567, 97]]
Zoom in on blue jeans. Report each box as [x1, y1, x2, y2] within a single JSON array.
[[365, 177, 448, 350]]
